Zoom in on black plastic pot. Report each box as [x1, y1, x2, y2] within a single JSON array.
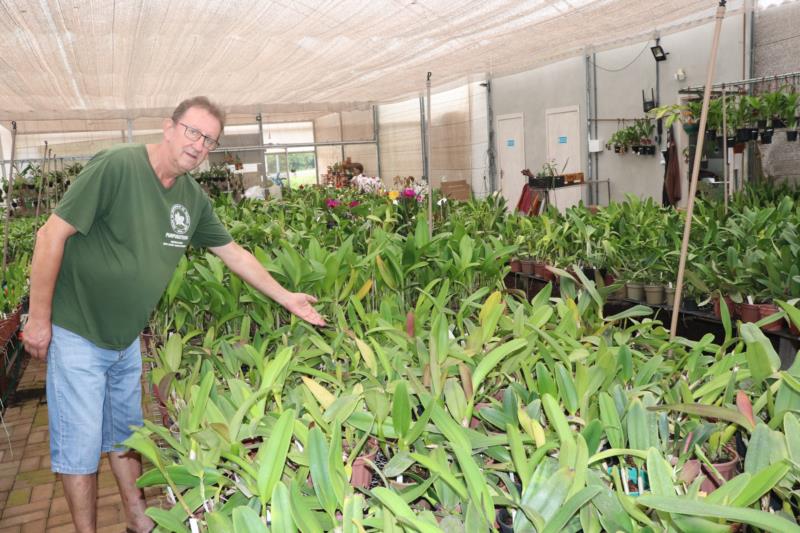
[[705, 129, 717, 141], [736, 129, 751, 143], [760, 128, 774, 144], [632, 145, 641, 155], [757, 119, 767, 129], [787, 130, 798, 141], [772, 118, 786, 129], [496, 508, 514, 533], [749, 127, 760, 141]]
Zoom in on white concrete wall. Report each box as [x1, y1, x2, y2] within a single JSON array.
[[491, 11, 749, 204], [491, 56, 588, 198], [1, 124, 12, 183], [469, 82, 491, 198], [753, 1, 800, 184]]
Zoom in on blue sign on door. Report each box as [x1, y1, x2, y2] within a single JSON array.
[[558, 136, 568, 144], [506, 139, 515, 147]]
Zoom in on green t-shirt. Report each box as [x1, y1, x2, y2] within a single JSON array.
[[52, 144, 232, 349]]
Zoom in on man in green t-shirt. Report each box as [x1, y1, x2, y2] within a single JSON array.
[[23, 96, 326, 533]]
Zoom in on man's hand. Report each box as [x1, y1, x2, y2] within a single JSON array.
[[282, 292, 326, 327], [23, 318, 52, 360], [211, 242, 328, 327]]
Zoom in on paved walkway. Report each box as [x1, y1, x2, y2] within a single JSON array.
[[0, 356, 164, 532]]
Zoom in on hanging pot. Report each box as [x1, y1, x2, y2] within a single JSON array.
[[736, 129, 750, 143], [683, 123, 700, 134]]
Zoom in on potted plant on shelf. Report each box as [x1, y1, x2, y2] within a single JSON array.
[[634, 119, 657, 155], [705, 97, 723, 141], [607, 125, 634, 154], [535, 159, 565, 188], [761, 89, 787, 128], [780, 90, 799, 141]]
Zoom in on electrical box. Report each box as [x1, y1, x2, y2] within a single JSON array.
[[589, 139, 604, 153]]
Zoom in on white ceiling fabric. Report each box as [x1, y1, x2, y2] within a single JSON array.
[[0, 0, 738, 131]]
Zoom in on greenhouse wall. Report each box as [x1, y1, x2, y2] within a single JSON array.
[[752, 1, 800, 184], [377, 99, 423, 187], [491, 11, 749, 205], [469, 82, 491, 199], [491, 56, 588, 204], [594, 13, 747, 203]]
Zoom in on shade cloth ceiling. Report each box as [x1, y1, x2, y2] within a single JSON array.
[[0, 0, 744, 132]]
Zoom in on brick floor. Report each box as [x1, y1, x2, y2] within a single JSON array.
[[0, 355, 165, 532]]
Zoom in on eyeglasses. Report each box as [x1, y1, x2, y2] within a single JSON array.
[[178, 122, 220, 150]]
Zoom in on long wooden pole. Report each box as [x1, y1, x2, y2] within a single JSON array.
[[670, 0, 728, 339], [2, 122, 18, 274], [722, 85, 729, 212], [426, 72, 433, 239]]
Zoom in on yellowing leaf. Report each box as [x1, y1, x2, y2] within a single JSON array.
[[302, 377, 336, 409], [355, 279, 373, 301]]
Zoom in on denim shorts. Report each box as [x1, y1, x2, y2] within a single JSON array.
[[47, 324, 143, 474]]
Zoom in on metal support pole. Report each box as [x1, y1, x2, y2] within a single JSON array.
[[338, 112, 345, 164], [419, 96, 428, 188], [284, 147, 290, 189], [584, 53, 594, 205], [34, 142, 48, 222], [485, 79, 496, 196], [48, 152, 61, 205], [373, 105, 382, 180], [311, 120, 320, 185], [2, 122, 18, 274], [256, 113, 265, 185], [670, 0, 728, 340], [0, 129, 6, 183], [425, 72, 433, 239]]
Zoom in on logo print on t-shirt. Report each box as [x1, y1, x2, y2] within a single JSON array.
[[170, 204, 191, 235]]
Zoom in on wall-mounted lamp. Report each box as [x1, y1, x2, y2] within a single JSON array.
[[651, 44, 669, 62]]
